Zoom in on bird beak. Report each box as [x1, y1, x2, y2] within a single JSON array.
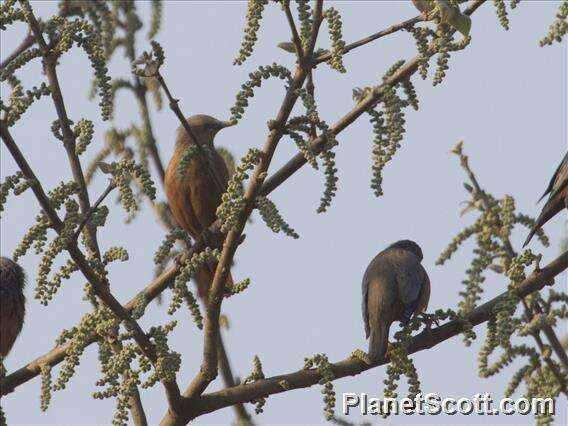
[[219, 120, 237, 129]]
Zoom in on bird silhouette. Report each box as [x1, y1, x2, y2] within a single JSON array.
[[362, 240, 431, 362], [0, 257, 26, 357], [164, 114, 235, 298], [523, 152, 567, 247]]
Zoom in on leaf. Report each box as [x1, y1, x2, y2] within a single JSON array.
[[488, 264, 504, 274], [277, 41, 297, 53]]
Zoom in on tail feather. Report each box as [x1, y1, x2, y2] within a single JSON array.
[[369, 323, 389, 363], [523, 195, 564, 247]]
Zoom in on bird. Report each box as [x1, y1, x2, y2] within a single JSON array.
[[523, 152, 568, 247], [0, 257, 26, 357], [362, 240, 431, 363], [164, 114, 236, 298]]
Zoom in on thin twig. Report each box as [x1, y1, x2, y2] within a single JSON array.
[[134, 80, 166, 183], [282, 0, 304, 63], [314, 15, 424, 65], [23, 2, 101, 258], [0, 32, 35, 70], [73, 179, 116, 240]]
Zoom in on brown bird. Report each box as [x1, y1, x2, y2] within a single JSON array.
[[362, 240, 431, 362], [523, 152, 568, 247], [0, 257, 26, 357], [165, 114, 235, 298]]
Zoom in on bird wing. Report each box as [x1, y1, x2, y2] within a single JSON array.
[[189, 152, 230, 231], [524, 152, 568, 247], [362, 274, 370, 338], [539, 152, 568, 202], [389, 250, 428, 321], [164, 153, 202, 238]]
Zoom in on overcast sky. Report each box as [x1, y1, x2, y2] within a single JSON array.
[[1, 1, 566, 425]]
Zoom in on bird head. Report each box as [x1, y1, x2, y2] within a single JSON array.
[[387, 240, 423, 261], [0, 257, 26, 294], [183, 114, 236, 146]]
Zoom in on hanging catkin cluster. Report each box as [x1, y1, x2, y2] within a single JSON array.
[[102, 159, 156, 215], [303, 353, 336, 421], [356, 60, 418, 198], [285, 116, 319, 169], [382, 309, 474, 416], [297, 0, 313, 50], [296, 89, 339, 213], [1, 79, 51, 127], [324, 7, 346, 73], [539, 0, 568, 46], [438, 143, 550, 317], [255, 195, 299, 238], [217, 148, 263, 232], [440, 143, 564, 424], [168, 248, 222, 327], [74, 119, 94, 156], [229, 64, 292, 122], [233, 0, 269, 65], [0, 171, 35, 215], [243, 355, 267, 414]]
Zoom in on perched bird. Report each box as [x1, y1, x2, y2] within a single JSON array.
[[362, 240, 431, 363], [0, 257, 26, 357], [164, 115, 235, 298], [523, 152, 568, 247]]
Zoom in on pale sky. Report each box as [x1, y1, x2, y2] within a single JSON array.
[[1, 1, 566, 425]]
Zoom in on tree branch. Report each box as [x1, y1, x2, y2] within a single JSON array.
[[456, 146, 568, 371], [313, 14, 424, 65], [0, 122, 183, 414], [0, 0, 487, 400], [20, 4, 153, 421], [134, 80, 166, 183], [282, 0, 304, 63], [72, 179, 116, 241], [23, 1, 101, 258], [177, 250, 568, 421], [0, 32, 35, 70], [263, 0, 486, 196]]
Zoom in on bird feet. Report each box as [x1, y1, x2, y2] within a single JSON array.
[[419, 312, 439, 332]]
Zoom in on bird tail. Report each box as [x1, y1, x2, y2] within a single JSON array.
[[195, 260, 234, 300], [369, 323, 389, 363], [523, 195, 564, 247]]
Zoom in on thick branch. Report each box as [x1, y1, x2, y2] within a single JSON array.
[[178, 251, 568, 421]]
